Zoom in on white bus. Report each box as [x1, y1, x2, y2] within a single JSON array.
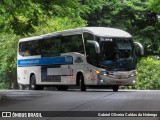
[[17, 27, 143, 91]]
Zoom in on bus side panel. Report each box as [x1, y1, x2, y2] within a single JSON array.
[[67, 53, 98, 86], [40, 65, 73, 85], [61, 65, 76, 85], [17, 67, 29, 85], [82, 64, 98, 85], [17, 66, 41, 85]]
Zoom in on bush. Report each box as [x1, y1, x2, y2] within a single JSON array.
[[0, 71, 10, 89], [135, 56, 160, 90], [0, 34, 19, 89]]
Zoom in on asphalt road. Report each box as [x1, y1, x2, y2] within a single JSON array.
[[0, 89, 160, 120]]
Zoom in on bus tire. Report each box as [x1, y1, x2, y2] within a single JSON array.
[[56, 86, 68, 91], [29, 75, 37, 90], [79, 75, 86, 91], [29, 74, 43, 90], [112, 86, 119, 92]]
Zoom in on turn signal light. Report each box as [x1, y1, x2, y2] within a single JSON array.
[[96, 70, 100, 75]]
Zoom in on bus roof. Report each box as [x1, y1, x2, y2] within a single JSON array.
[[83, 27, 131, 38], [19, 27, 132, 42]]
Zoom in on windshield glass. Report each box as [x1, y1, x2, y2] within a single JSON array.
[[97, 37, 135, 70], [100, 38, 117, 61], [117, 41, 131, 50], [117, 38, 132, 59]]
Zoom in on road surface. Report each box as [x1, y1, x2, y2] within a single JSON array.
[[0, 89, 160, 120]]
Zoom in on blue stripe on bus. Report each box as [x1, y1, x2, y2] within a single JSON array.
[[17, 56, 73, 67]]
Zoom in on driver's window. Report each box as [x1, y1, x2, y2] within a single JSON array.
[[86, 44, 97, 66], [83, 32, 94, 43], [83, 32, 95, 54], [83, 32, 97, 66]]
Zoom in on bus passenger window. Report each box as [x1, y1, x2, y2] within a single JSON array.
[[61, 35, 84, 54], [39, 37, 61, 57], [19, 40, 39, 56]]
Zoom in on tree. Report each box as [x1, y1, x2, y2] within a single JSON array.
[[0, 0, 105, 35], [83, 0, 160, 55], [149, 0, 160, 14]]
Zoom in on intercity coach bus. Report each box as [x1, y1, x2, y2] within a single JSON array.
[[17, 27, 144, 91]]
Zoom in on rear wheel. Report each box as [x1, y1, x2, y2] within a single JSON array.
[[29, 75, 43, 90], [79, 74, 86, 91], [112, 86, 119, 92]]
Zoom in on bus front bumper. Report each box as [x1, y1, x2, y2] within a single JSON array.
[[97, 72, 136, 86]]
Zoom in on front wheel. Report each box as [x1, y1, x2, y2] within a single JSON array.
[[79, 75, 86, 91], [112, 86, 119, 92]]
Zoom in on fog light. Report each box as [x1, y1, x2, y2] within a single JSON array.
[[100, 79, 104, 83]]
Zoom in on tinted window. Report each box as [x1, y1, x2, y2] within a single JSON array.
[[83, 32, 95, 53], [19, 37, 61, 57], [86, 44, 97, 66], [39, 37, 61, 57], [19, 40, 38, 56], [19, 35, 83, 57], [61, 34, 84, 54], [83, 32, 94, 44], [83, 32, 98, 66]]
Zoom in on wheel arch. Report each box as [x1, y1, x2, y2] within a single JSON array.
[[76, 70, 85, 86], [30, 73, 36, 83]]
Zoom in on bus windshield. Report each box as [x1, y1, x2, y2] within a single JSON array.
[[98, 37, 135, 70]]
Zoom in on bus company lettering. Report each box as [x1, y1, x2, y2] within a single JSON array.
[[65, 56, 73, 63], [20, 60, 39, 64]]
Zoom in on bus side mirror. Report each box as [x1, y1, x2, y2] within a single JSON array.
[[134, 42, 144, 55], [87, 40, 100, 53]]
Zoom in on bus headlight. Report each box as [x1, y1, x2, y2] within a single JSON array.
[[96, 70, 106, 75]]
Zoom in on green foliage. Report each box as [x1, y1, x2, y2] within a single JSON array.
[[32, 17, 86, 36], [136, 57, 160, 90], [149, 0, 160, 14], [0, 0, 103, 35], [0, 33, 19, 89], [0, 72, 10, 89], [84, 0, 160, 55], [0, 34, 20, 71]]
